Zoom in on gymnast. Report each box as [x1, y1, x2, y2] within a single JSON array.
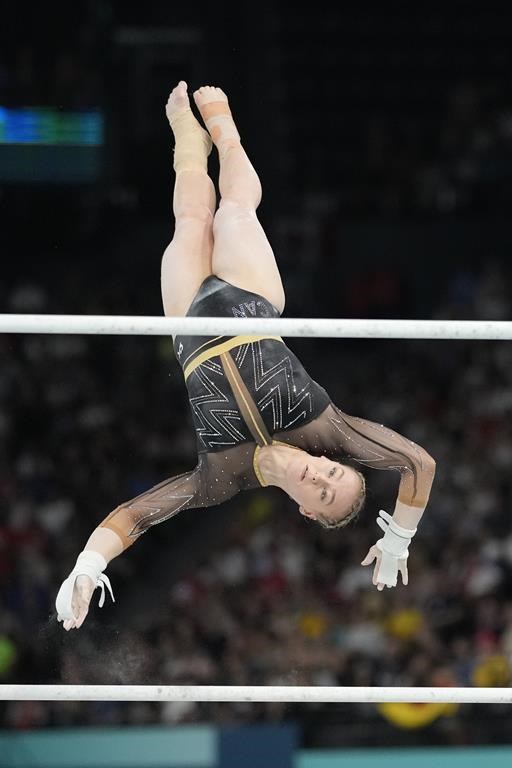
[[56, 81, 436, 630]]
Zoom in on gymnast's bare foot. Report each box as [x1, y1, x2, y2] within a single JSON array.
[[193, 85, 240, 149], [166, 80, 193, 125]]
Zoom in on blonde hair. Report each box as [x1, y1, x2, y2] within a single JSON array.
[[317, 469, 366, 530]]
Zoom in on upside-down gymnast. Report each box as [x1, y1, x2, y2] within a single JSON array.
[[56, 81, 436, 630]]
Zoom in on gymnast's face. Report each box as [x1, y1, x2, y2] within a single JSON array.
[[286, 453, 364, 527]]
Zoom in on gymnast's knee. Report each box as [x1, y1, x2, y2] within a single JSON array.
[[174, 200, 215, 226], [213, 199, 258, 228]]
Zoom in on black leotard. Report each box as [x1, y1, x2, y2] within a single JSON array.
[[101, 277, 434, 545], [173, 276, 331, 453]]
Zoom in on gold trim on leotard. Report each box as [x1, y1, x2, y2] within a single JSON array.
[[253, 441, 302, 488], [181, 335, 224, 370], [252, 445, 267, 487], [220, 350, 305, 488], [220, 352, 272, 447], [183, 334, 283, 381]]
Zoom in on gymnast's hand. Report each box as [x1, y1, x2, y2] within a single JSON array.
[[61, 574, 95, 631], [360, 509, 415, 590], [361, 542, 408, 591], [56, 550, 115, 629]]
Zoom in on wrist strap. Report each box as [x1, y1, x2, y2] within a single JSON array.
[[75, 551, 114, 607], [55, 550, 114, 622], [376, 510, 415, 559], [377, 509, 417, 538], [376, 538, 409, 560], [75, 550, 107, 581]]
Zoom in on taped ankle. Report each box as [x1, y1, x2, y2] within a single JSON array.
[[170, 109, 212, 174], [199, 102, 240, 151]]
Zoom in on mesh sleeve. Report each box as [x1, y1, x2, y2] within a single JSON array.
[[327, 406, 435, 508], [99, 453, 241, 547]]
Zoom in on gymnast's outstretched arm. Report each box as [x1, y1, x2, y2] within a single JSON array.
[[55, 462, 238, 630], [55, 81, 217, 632], [326, 406, 436, 523], [325, 406, 436, 589]]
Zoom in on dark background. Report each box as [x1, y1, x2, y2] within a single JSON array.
[[1, 0, 512, 749]]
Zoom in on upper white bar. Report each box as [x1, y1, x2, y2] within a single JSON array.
[[1, 685, 512, 703], [0, 315, 511, 339]]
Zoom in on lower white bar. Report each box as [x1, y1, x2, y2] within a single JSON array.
[[1, 685, 511, 704]]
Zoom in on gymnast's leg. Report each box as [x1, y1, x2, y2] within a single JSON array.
[[193, 85, 286, 314], [161, 80, 215, 316]]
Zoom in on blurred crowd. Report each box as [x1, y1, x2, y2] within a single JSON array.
[[1, 262, 512, 746]]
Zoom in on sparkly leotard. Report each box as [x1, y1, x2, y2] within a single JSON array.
[[173, 276, 332, 453], [101, 277, 434, 546]]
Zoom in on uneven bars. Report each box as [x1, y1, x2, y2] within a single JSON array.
[[1, 685, 511, 704], [1, 315, 512, 339]]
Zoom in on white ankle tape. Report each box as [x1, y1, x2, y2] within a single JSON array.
[[170, 109, 212, 173]]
